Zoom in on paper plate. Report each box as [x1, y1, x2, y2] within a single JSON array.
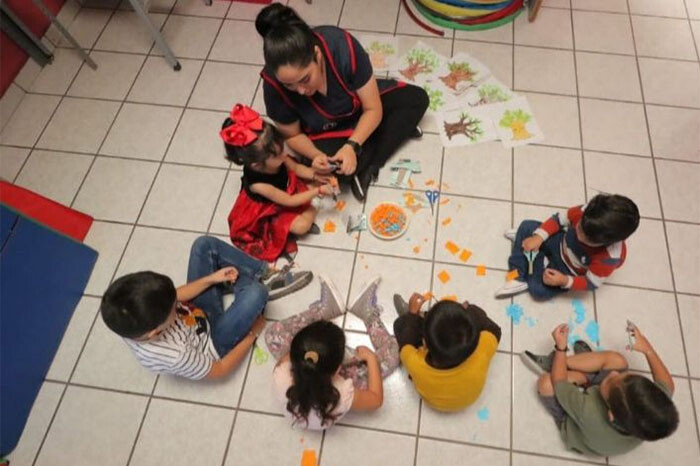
[[368, 202, 410, 240]]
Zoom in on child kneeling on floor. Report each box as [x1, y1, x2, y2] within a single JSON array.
[[522, 323, 678, 457], [221, 104, 335, 263], [391, 293, 501, 412], [264, 276, 399, 430], [496, 193, 640, 300]]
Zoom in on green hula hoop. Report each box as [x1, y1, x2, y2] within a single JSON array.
[[413, 0, 523, 31]]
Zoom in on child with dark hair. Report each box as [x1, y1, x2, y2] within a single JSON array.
[[221, 104, 336, 263], [496, 194, 640, 300], [101, 236, 311, 380], [264, 276, 399, 429], [391, 294, 501, 412], [522, 323, 678, 456]]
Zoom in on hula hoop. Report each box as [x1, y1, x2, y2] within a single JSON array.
[[401, 0, 446, 36], [413, 0, 523, 30], [432, 0, 512, 9], [416, 0, 494, 17], [418, 0, 523, 25]]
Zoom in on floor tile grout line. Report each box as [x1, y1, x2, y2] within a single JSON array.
[[683, 0, 700, 61], [625, 0, 700, 450], [220, 347, 255, 466]]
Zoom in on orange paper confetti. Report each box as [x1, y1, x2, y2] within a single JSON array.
[[329, 177, 339, 188], [441, 217, 452, 226], [323, 220, 336, 233], [439, 198, 450, 206], [441, 294, 458, 302], [437, 270, 451, 284], [425, 179, 435, 186], [445, 241, 460, 255], [335, 200, 346, 211], [476, 264, 487, 276], [413, 245, 421, 254], [301, 449, 318, 466], [506, 269, 519, 282], [459, 249, 472, 263], [423, 291, 434, 301], [408, 178, 414, 188]]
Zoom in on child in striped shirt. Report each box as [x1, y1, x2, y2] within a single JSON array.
[[495, 194, 640, 300]]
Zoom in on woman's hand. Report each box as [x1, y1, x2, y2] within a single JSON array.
[[313, 172, 334, 185], [210, 267, 238, 285], [330, 144, 357, 175]]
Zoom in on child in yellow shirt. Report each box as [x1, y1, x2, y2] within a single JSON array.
[[392, 294, 501, 411]]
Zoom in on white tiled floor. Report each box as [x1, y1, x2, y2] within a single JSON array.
[[1, 0, 699, 465]]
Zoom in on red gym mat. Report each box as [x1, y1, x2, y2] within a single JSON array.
[[0, 181, 93, 242]]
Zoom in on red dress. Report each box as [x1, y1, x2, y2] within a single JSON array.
[[228, 164, 309, 262]]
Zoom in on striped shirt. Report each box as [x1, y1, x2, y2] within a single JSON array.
[[534, 206, 627, 291], [124, 302, 219, 380]]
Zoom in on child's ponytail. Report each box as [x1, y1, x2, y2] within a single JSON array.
[[286, 321, 346, 427]]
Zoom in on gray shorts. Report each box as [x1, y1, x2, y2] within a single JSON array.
[[538, 369, 619, 427]]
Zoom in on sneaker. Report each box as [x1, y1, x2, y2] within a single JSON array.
[[348, 276, 382, 322], [350, 169, 372, 202], [521, 350, 553, 375], [265, 265, 313, 301], [574, 340, 593, 354], [308, 223, 321, 235], [316, 275, 346, 320], [411, 125, 423, 139], [504, 228, 517, 241], [393, 293, 409, 316], [494, 280, 528, 298]]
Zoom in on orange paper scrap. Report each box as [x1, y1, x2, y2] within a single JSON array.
[[441, 294, 458, 302], [441, 217, 452, 226], [423, 291, 434, 301], [506, 269, 519, 282], [425, 179, 435, 186], [301, 449, 318, 466], [335, 200, 346, 211], [323, 220, 336, 233], [413, 245, 421, 254], [445, 240, 460, 255], [459, 249, 472, 263], [437, 270, 451, 284], [408, 178, 414, 188], [476, 264, 487, 276], [439, 198, 450, 205]]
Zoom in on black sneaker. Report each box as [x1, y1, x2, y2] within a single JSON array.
[[264, 266, 313, 301], [351, 171, 371, 201], [393, 294, 409, 316], [521, 350, 553, 375], [308, 223, 321, 235], [411, 125, 423, 139]]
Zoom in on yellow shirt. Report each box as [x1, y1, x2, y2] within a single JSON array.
[[400, 331, 498, 412]]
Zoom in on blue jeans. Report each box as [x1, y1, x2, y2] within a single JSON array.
[[187, 236, 269, 357], [508, 220, 572, 301]]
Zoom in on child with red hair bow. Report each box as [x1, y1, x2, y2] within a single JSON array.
[[221, 104, 335, 263]]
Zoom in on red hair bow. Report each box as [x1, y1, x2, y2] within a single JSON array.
[[220, 104, 264, 147]]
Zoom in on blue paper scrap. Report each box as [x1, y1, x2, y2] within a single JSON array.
[[477, 407, 490, 421], [505, 303, 524, 325], [571, 299, 586, 324]]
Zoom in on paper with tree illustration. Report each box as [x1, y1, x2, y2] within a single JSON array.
[[395, 42, 446, 85], [488, 97, 544, 148], [465, 77, 515, 107], [360, 34, 399, 72], [437, 107, 498, 147], [435, 52, 490, 96]]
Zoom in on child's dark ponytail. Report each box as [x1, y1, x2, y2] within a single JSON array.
[[255, 4, 317, 72], [286, 321, 346, 427]]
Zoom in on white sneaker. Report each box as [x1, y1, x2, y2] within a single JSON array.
[[494, 280, 528, 298], [317, 275, 346, 319], [504, 228, 517, 241], [348, 276, 382, 322]]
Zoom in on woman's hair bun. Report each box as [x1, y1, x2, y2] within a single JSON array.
[[255, 3, 303, 38]]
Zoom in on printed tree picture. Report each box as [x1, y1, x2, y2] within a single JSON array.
[[424, 84, 445, 112], [367, 41, 395, 70], [471, 84, 510, 106], [443, 112, 483, 141], [499, 109, 533, 141], [439, 61, 477, 90], [400, 47, 440, 81]]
